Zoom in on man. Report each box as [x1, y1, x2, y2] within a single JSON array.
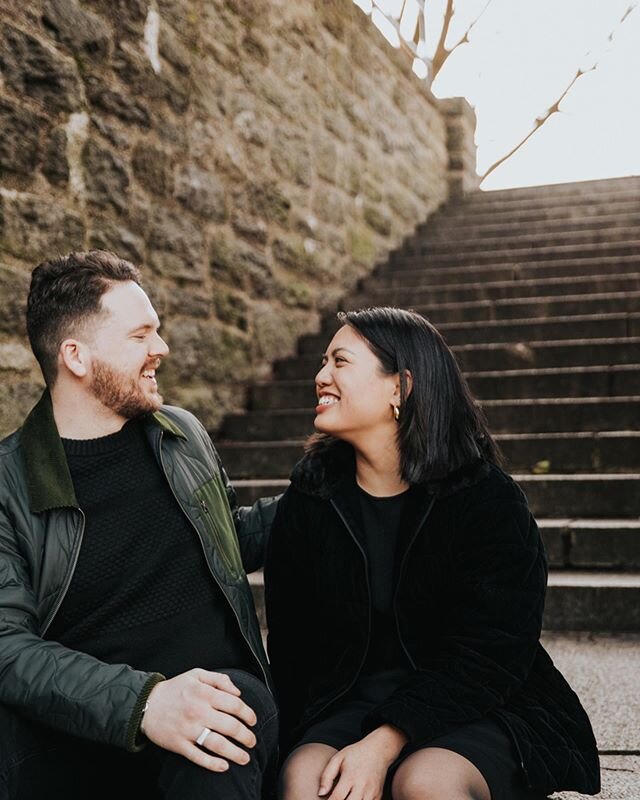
[[0, 250, 279, 799]]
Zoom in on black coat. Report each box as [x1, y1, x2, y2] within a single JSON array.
[[265, 439, 600, 795]]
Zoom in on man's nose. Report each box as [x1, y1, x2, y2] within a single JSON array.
[[152, 334, 170, 356]]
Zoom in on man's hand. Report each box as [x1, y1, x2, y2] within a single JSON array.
[[141, 669, 257, 772], [318, 724, 408, 800]]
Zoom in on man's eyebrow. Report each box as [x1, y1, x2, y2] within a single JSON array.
[[127, 321, 160, 334]]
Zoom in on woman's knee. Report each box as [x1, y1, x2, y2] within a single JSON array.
[[391, 748, 490, 800], [279, 743, 337, 800]]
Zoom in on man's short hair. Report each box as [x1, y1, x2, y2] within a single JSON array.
[[27, 250, 142, 386]]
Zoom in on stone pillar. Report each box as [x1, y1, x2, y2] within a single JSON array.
[[440, 97, 480, 200]]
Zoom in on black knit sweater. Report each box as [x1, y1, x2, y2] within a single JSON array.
[[46, 418, 252, 678]]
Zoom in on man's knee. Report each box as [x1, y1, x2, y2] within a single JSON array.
[[218, 670, 278, 737]]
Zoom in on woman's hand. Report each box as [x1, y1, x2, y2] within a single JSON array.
[[318, 724, 408, 800]]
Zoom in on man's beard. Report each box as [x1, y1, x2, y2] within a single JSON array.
[[90, 359, 163, 419]]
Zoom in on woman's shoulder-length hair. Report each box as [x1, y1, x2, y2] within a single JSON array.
[[314, 306, 501, 485]]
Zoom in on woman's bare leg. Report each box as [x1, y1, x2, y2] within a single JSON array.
[[279, 743, 338, 800], [391, 746, 492, 800]]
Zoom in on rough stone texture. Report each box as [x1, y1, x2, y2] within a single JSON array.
[[0, 0, 473, 437], [0, 22, 85, 113], [0, 97, 46, 177]]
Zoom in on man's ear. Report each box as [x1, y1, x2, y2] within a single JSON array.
[[59, 339, 90, 378]]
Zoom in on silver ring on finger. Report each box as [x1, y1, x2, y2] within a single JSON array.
[[196, 726, 212, 746]]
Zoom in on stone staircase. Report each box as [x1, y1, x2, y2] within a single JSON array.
[[217, 175, 640, 634], [216, 174, 640, 797]]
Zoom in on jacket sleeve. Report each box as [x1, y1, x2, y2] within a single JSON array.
[[219, 460, 280, 574], [0, 508, 163, 750], [363, 481, 547, 744], [264, 487, 314, 744], [189, 414, 281, 574]]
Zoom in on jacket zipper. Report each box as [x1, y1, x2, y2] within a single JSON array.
[[493, 713, 531, 788], [392, 493, 438, 669], [42, 508, 86, 635], [157, 432, 270, 689], [305, 499, 373, 724]]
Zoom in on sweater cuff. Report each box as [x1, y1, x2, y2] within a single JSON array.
[[125, 672, 165, 752]]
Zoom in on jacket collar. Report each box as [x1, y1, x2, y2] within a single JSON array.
[[290, 435, 490, 500], [21, 390, 187, 513]]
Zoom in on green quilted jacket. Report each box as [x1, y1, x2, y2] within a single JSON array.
[[0, 391, 277, 751]]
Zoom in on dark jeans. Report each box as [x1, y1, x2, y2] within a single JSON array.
[[0, 669, 278, 800]]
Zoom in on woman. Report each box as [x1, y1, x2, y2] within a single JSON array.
[[265, 307, 599, 800]]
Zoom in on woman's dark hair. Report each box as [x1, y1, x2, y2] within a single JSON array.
[[323, 306, 501, 483], [26, 250, 141, 386]]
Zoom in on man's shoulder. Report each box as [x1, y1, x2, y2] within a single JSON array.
[[0, 427, 23, 461], [156, 404, 206, 436], [0, 428, 27, 504]]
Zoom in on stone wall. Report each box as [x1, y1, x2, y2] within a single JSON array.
[[0, 0, 471, 437]]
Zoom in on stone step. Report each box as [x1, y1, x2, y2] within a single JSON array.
[[414, 227, 640, 256], [232, 474, 640, 518], [480, 397, 640, 433], [298, 313, 640, 352], [371, 254, 640, 288], [249, 366, 640, 409], [542, 630, 640, 752], [218, 430, 640, 477], [275, 340, 640, 378], [539, 519, 640, 569], [329, 287, 640, 328], [379, 291, 640, 325], [393, 239, 640, 267], [448, 179, 640, 213], [353, 273, 640, 307], [423, 210, 640, 241], [544, 572, 640, 631], [247, 568, 640, 633], [220, 397, 640, 441], [238, 474, 640, 519], [550, 755, 639, 800], [515, 474, 640, 519], [544, 629, 640, 798], [467, 175, 640, 201], [499, 431, 640, 474], [427, 196, 640, 229]]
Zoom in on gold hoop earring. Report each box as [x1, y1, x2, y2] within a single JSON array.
[[393, 405, 400, 422]]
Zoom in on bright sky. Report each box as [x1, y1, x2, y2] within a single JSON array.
[[360, 0, 640, 190]]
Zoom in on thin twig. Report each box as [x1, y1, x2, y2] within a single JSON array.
[[481, 66, 596, 181], [480, 3, 637, 182]]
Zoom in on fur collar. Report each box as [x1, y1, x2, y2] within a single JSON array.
[[290, 435, 491, 500]]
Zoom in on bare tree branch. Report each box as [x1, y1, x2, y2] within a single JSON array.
[[480, 3, 636, 182], [481, 66, 596, 181], [444, 1, 493, 66], [609, 3, 636, 41], [431, 0, 455, 79], [432, 0, 494, 79]]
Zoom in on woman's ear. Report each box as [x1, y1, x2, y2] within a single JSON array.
[[404, 369, 413, 398], [59, 338, 89, 379], [392, 369, 413, 405]]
